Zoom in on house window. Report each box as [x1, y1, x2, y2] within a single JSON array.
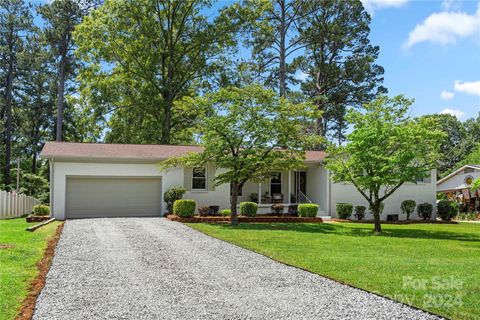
[[230, 183, 243, 196], [192, 167, 206, 190], [270, 173, 282, 195]]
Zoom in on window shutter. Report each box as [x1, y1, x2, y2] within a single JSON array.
[[184, 167, 192, 191], [207, 164, 216, 191]]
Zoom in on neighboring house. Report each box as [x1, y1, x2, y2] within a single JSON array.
[[437, 164, 480, 211], [40, 142, 437, 220]]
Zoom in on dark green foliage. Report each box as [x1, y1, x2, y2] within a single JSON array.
[[198, 206, 210, 216], [240, 202, 257, 217], [298, 204, 318, 217], [208, 205, 220, 216], [417, 203, 433, 220], [354, 205, 366, 220], [437, 200, 459, 221], [163, 186, 186, 213], [401, 200, 416, 220], [336, 203, 353, 219], [32, 204, 50, 216], [173, 199, 196, 218]]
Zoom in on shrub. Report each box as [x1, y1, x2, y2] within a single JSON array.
[[173, 199, 195, 218], [198, 206, 210, 216], [240, 202, 257, 217], [220, 209, 231, 216], [271, 204, 284, 215], [437, 200, 458, 221], [401, 200, 416, 220], [417, 202, 433, 220], [164, 186, 186, 213], [208, 205, 220, 216], [298, 204, 318, 217], [354, 205, 366, 220], [32, 204, 50, 216], [336, 203, 353, 219]]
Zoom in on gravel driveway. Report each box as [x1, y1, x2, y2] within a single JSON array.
[[33, 218, 439, 320]]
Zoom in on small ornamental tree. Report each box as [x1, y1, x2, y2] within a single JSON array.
[[326, 95, 444, 233], [159, 84, 321, 225], [471, 178, 480, 192], [401, 200, 416, 220]]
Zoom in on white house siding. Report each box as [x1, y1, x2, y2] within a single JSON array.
[[329, 169, 437, 220], [437, 168, 480, 192], [306, 165, 329, 214], [50, 161, 184, 220]]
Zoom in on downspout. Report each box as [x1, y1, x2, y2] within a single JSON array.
[[49, 159, 54, 218]]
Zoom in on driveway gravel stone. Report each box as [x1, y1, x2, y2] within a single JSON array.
[[33, 218, 440, 320]]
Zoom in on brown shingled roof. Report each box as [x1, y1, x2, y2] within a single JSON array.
[[40, 142, 326, 162]]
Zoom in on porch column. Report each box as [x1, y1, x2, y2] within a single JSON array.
[[258, 183, 262, 204], [288, 171, 291, 204]]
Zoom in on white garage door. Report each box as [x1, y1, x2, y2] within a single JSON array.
[[66, 177, 162, 218]]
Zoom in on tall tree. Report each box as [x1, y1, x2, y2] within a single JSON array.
[[160, 84, 322, 225], [75, 0, 241, 145], [38, 0, 86, 142], [298, 0, 386, 141], [0, 0, 32, 188], [326, 95, 443, 233]]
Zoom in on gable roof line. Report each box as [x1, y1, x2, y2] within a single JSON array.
[[437, 164, 480, 185]]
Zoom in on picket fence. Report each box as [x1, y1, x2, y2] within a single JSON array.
[[0, 190, 40, 219]]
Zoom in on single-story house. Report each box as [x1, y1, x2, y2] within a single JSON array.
[[40, 142, 437, 220], [437, 164, 479, 211]]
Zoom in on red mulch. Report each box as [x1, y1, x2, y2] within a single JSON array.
[[331, 219, 458, 224], [15, 222, 64, 320], [166, 214, 323, 223]]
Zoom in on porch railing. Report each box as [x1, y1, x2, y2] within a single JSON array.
[[297, 191, 312, 204]]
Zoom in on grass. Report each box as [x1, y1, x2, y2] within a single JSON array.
[[0, 219, 61, 320], [188, 222, 480, 320]]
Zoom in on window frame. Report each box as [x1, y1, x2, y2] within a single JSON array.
[[192, 167, 207, 190]]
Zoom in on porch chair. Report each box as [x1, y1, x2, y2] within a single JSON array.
[[272, 193, 284, 204]]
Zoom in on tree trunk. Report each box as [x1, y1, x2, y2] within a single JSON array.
[[372, 202, 382, 233], [278, 0, 286, 98], [3, 34, 14, 188], [56, 51, 66, 142], [230, 183, 239, 226], [161, 99, 172, 144]]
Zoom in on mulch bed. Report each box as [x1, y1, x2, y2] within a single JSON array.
[[25, 215, 50, 223], [331, 219, 458, 224], [15, 222, 64, 320], [166, 214, 323, 223]]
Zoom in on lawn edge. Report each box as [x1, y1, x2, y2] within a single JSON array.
[[14, 222, 65, 320], [185, 222, 448, 320]]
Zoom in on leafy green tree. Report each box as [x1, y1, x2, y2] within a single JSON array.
[[75, 0, 241, 144], [298, 0, 386, 141], [160, 84, 321, 225], [326, 95, 444, 233], [0, 0, 33, 188]]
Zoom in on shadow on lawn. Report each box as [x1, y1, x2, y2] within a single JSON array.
[[217, 223, 480, 242]]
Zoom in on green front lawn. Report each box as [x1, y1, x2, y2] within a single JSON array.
[[189, 222, 480, 320], [0, 219, 61, 320]]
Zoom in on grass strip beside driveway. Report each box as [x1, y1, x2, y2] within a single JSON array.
[[0, 219, 61, 320], [188, 222, 480, 320]]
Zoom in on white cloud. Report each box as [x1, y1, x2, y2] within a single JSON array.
[[295, 70, 309, 81], [440, 108, 465, 120], [440, 90, 455, 100], [454, 80, 480, 96], [361, 0, 408, 14], [404, 3, 480, 48]]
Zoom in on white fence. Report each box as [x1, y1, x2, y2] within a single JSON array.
[[0, 190, 41, 219]]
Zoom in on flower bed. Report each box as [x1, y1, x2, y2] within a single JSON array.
[[166, 214, 323, 223], [25, 215, 50, 223], [331, 218, 458, 224]]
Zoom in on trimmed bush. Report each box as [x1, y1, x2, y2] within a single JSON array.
[[164, 186, 186, 213], [32, 204, 50, 216], [417, 202, 433, 220], [354, 205, 366, 220], [220, 209, 231, 216], [437, 200, 459, 221], [336, 203, 353, 219], [173, 199, 195, 218], [298, 204, 318, 217], [401, 200, 416, 220], [271, 204, 284, 215], [198, 206, 210, 216], [240, 202, 257, 217]]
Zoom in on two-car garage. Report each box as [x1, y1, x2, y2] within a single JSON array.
[[65, 177, 163, 219]]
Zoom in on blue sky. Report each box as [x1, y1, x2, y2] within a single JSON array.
[[362, 0, 480, 120]]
